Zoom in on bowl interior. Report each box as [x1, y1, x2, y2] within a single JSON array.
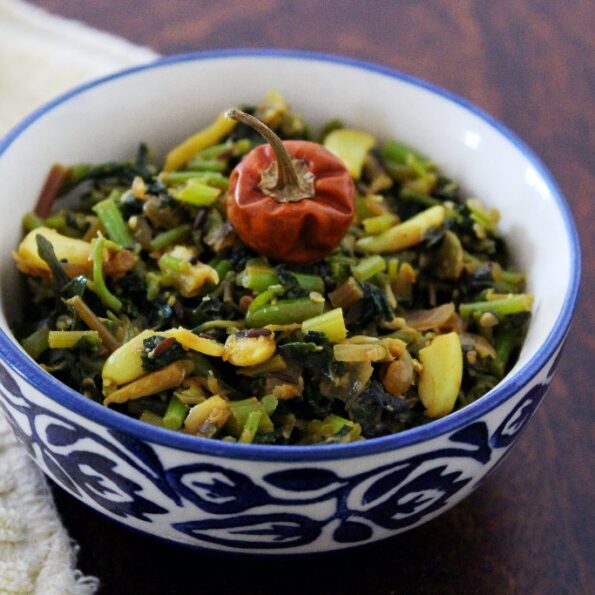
[[0, 52, 576, 405]]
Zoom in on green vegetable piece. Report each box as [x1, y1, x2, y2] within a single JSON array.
[[163, 395, 189, 431], [261, 395, 278, 416], [306, 414, 362, 443], [238, 264, 324, 294], [159, 171, 229, 189], [382, 140, 427, 166], [323, 128, 376, 179], [158, 253, 191, 274], [301, 308, 347, 343], [239, 410, 263, 444], [149, 224, 191, 251], [92, 235, 122, 312], [22, 212, 43, 232], [212, 259, 232, 280], [139, 410, 165, 427], [490, 328, 518, 378], [48, 330, 101, 349], [173, 178, 221, 206], [352, 255, 386, 282], [248, 285, 285, 311], [146, 272, 162, 301], [185, 158, 227, 172], [43, 214, 67, 231], [246, 297, 324, 327], [356, 205, 445, 254], [92, 192, 133, 247], [400, 186, 440, 207], [197, 141, 232, 159], [362, 213, 399, 235], [459, 295, 533, 318], [226, 398, 274, 436], [21, 327, 49, 359]]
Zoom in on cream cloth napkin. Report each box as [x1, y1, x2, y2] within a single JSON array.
[[0, 1, 157, 592]]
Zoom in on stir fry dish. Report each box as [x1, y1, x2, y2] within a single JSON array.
[[12, 92, 532, 445]]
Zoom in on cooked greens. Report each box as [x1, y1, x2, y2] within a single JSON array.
[[13, 93, 532, 445]]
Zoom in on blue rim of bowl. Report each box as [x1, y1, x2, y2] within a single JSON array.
[[0, 49, 581, 462]]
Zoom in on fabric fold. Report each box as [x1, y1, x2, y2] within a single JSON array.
[[0, 1, 158, 592]]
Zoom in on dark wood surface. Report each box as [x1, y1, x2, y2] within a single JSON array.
[[31, 1, 594, 593]]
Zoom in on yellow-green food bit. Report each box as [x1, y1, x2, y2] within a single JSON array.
[[418, 332, 463, 418], [356, 205, 445, 253], [323, 128, 376, 179]]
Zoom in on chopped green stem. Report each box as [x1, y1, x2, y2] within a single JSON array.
[[501, 270, 526, 284], [186, 158, 227, 172], [64, 295, 120, 352], [48, 330, 100, 349], [173, 179, 221, 206], [352, 255, 386, 282], [43, 214, 67, 230], [212, 259, 232, 280], [362, 213, 398, 235], [239, 410, 263, 444], [159, 171, 229, 188], [197, 141, 232, 159], [21, 327, 49, 359], [158, 253, 191, 273], [22, 212, 43, 232], [163, 395, 188, 431], [382, 141, 427, 166], [400, 187, 440, 207], [146, 272, 162, 301], [246, 297, 324, 327], [459, 295, 533, 318], [227, 398, 274, 435], [248, 285, 284, 311], [92, 192, 133, 247], [149, 224, 191, 251], [93, 236, 122, 312], [302, 308, 347, 343], [238, 266, 324, 294], [491, 328, 518, 378], [194, 319, 244, 333], [261, 395, 279, 416]]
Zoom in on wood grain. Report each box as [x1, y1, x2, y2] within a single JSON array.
[[30, 1, 595, 593]]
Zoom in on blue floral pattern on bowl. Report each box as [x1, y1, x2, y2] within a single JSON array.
[[0, 351, 559, 552]]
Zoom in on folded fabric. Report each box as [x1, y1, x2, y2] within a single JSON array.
[[0, 1, 157, 592]]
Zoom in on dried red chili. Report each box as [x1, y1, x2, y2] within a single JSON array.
[[226, 109, 355, 263]]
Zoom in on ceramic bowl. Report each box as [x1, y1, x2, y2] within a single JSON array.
[[0, 50, 580, 554]]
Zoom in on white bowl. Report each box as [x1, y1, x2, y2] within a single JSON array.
[[0, 50, 580, 554]]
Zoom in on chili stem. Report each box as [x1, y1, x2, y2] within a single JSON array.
[[226, 109, 299, 190]]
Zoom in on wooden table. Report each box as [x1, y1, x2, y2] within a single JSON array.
[[31, 1, 595, 593]]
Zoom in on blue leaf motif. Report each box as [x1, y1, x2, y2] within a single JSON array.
[[333, 519, 373, 543], [0, 360, 24, 398], [448, 422, 491, 463], [0, 360, 29, 412], [366, 465, 470, 530], [173, 513, 322, 549], [491, 383, 548, 448], [108, 429, 181, 505], [264, 467, 345, 496], [167, 464, 271, 513], [358, 462, 416, 508]]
